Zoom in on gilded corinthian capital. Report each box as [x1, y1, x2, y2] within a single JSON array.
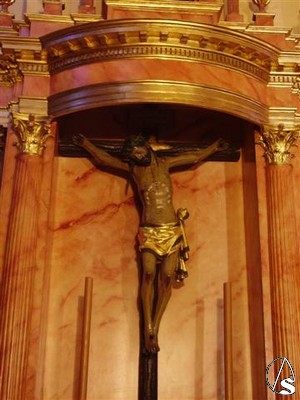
[[12, 114, 52, 156], [256, 124, 300, 165]]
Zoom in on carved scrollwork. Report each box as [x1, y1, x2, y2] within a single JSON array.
[[256, 124, 300, 165], [12, 114, 53, 156], [0, 54, 23, 87]]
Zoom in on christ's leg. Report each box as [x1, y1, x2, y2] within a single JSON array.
[[141, 251, 159, 353], [153, 250, 178, 337]]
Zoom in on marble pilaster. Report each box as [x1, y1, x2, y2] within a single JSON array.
[[257, 124, 300, 394], [0, 113, 52, 399]]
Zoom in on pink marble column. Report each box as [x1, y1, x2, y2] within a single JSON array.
[[257, 124, 300, 394], [0, 114, 52, 399]]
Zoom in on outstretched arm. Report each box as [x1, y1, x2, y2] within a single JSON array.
[[73, 134, 129, 172], [166, 139, 222, 169]]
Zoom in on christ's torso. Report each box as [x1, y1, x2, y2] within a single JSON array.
[[131, 155, 177, 225]]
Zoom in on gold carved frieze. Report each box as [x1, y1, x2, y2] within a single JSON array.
[[0, 53, 23, 87], [16, 60, 49, 76], [12, 113, 52, 156], [256, 124, 300, 165], [41, 20, 279, 82], [269, 72, 300, 88]]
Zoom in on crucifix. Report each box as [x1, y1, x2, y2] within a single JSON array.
[[73, 132, 222, 397]]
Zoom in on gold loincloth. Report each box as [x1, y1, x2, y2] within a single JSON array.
[[137, 212, 190, 282], [137, 223, 182, 257]]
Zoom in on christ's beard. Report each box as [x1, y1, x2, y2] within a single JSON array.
[[134, 157, 151, 166], [133, 152, 152, 166]]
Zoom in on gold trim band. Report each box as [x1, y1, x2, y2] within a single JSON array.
[[48, 80, 268, 124]]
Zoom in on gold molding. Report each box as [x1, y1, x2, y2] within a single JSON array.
[[0, 25, 18, 36], [16, 97, 49, 115], [268, 107, 300, 129], [48, 80, 268, 124], [0, 36, 42, 52], [12, 113, 52, 156], [256, 123, 300, 165], [24, 13, 74, 24], [41, 19, 279, 81], [70, 13, 104, 24], [104, 0, 223, 14], [218, 21, 249, 32], [245, 25, 291, 35]]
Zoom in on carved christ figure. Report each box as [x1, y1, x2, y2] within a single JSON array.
[[73, 134, 220, 353]]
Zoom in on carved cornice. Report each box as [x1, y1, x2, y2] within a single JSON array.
[[268, 51, 300, 88], [0, 53, 23, 86], [0, 37, 49, 78], [41, 19, 279, 82], [12, 113, 52, 156], [24, 13, 74, 24], [256, 124, 300, 165]]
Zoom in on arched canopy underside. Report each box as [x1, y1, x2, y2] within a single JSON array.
[[48, 80, 268, 125]]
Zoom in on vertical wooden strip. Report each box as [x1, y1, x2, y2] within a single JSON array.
[[78, 277, 93, 400], [224, 282, 233, 400]]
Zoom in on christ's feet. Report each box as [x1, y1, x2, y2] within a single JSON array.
[[145, 329, 160, 354]]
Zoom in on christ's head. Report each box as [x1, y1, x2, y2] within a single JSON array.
[[122, 134, 152, 166]]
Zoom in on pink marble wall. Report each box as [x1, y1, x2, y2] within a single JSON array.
[[42, 153, 253, 399], [0, 130, 18, 280], [105, 9, 219, 25], [50, 59, 267, 105]]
